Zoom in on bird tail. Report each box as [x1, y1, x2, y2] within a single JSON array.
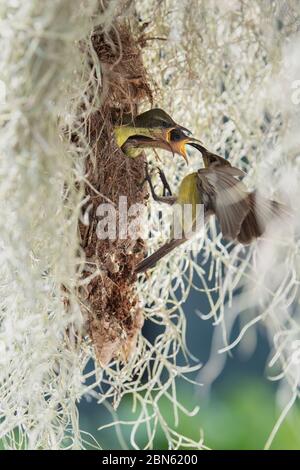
[[237, 192, 289, 244], [135, 239, 185, 273]]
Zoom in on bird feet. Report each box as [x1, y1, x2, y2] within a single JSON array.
[[143, 162, 176, 205], [143, 162, 159, 201], [157, 167, 172, 196]]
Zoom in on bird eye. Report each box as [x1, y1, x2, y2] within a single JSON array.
[[170, 129, 182, 141]]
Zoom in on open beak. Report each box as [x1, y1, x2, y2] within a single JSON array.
[[178, 138, 190, 163], [182, 136, 204, 162], [166, 132, 203, 164]]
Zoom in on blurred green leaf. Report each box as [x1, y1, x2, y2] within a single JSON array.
[[87, 377, 300, 450]]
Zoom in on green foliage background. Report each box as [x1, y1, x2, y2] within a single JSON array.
[[79, 379, 300, 450]]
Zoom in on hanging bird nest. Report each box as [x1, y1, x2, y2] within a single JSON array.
[[78, 22, 152, 366]]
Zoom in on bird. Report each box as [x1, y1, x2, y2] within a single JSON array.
[[135, 150, 286, 273], [114, 108, 193, 162]]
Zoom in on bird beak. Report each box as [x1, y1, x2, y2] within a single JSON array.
[[169, 135, 203, 164], [178, 138, 190, 163], [178, 124, 192, 135], [183, 137, 204, 162], [164, 135, 190, 164], [186, 136, 203, 145]]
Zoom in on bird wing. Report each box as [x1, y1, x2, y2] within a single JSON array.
[[237, 191, 288, 244], [197, 166, 251, 240], [198, 168, 288, 243]]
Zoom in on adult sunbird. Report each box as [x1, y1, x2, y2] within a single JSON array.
[[135, 147, 286, 273], [114, 108, 193, 162]]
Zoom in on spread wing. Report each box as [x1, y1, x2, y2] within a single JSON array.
[[197, 166, 251, 241], [237, 191, 288, 244], [197, 167, 286, 244]]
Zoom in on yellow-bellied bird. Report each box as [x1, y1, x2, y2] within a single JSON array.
[[135, 154, 286, 273], [114, 108, 193, 162]]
